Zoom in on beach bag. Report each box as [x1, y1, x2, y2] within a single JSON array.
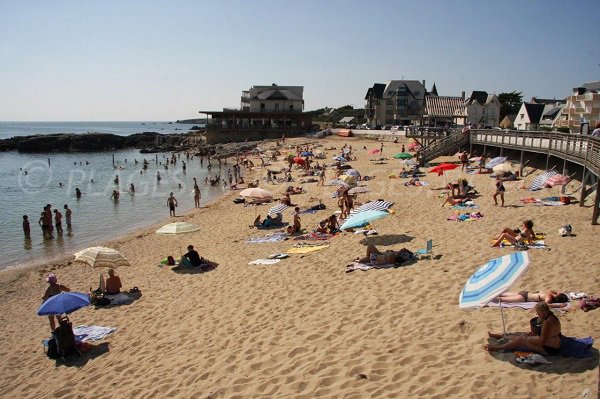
[[45, 337, 59, 359], [52, 317, 79, 358]]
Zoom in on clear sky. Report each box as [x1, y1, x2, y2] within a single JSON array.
[[1, 0, 599, 121]]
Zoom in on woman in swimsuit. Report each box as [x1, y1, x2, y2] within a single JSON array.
[[493, 175, 505, 207], [498, 290, 569, 308], [485, 302, 562, 356], [491, 220, 535, 247], [356, 244, 404, 266]]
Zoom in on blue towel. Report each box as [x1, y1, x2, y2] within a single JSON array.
[[559, 335, 594, 358]]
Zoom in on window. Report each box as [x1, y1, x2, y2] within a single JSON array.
[[386, 100, 393, 105], [289, 105, 294, 111], [260, 103, 265, 111], [275, 103, 279, 111], [520, 114, 524, 120]]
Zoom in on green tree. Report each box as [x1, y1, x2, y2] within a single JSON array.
[[498, 91, 523, 120]]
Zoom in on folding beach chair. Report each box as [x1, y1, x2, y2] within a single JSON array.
[[415, 239, 433, 260]]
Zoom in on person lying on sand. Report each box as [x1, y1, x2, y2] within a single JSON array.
[[485, 302, 561, 356], [355, 244, 412, 265], [491, 220, 536, 247], [497, 290, 569, 308]]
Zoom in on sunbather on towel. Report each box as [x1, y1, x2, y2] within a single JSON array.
[[181, 245, 205, 268], [105, 269, 122, 295], [485, 302, 562, 356], [356, 244, 410, 266], [491, 220, 536, 247], [498, 290, 569, 308]]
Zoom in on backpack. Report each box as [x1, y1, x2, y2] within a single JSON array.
[[45, 337, 59, 359], [52, 317, 80, 359]]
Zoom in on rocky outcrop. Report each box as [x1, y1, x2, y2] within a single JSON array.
[[0, 131, 261, 159], [0, 132, 202, 153]]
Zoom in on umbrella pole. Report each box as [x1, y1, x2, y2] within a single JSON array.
[[498, 296, 507, 337]]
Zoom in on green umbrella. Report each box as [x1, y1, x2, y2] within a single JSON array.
[[393, 152, 413, 159]]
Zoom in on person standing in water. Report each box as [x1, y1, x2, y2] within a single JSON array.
[[22, 215, 31, 239], [63, 205, 72, 229], [167, 192, 178, 216], [75, 188, 82, 199], [53, 209, 63, 234], [194, 184, 201, 208]]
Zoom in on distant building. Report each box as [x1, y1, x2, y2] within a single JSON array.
[[463, 91, 501, 127], [499, 114, 516, 129], [338, 116, 355, 126], [200, 83, 311, 144], [423, 96, 466, 126], [364, 80, 428, 126], [514, 103, 546, 130], [554, 81, 600, 133]]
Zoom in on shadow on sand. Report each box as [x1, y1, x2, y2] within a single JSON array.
[[485, 337, 599, 374], [172, 261, 219, 275], [54, 342, 111, 368], [359, 234, 414, 246]]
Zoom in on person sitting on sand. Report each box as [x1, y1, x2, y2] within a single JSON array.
[[485, 302, 562, 356], [281, 193, 292, 206], [497, 290, 569, 308], [492, 220, 536, 247], [356, 244, 412, 265], [327, 214, 340, 234], [42, 274, 70, 331], [181, 245, 205, 267], [105, 269, 122, 295], [315, 220, 328, 234]]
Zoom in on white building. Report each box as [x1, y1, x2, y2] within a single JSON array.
[[241, 84, 304, 113], [464, 91, 500, 127]]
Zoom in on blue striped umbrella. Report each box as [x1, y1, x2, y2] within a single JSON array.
[[529, 170, 558, 191], [459, 252, 530, 309], [340, 209, 390, 230]]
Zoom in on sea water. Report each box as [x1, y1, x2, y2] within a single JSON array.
[[0, 148, 230, 270]]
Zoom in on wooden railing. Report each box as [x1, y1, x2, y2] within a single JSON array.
[[469, 129, 600, 176], [417, 130, 469, 165]]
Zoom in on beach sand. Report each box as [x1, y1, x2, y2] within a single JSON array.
[[0, 136, 598, 398]]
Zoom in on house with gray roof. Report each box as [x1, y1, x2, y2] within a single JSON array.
[[514, 103, 546, 130], [241, 84, 304, 113], [364, 80, 429, 126]]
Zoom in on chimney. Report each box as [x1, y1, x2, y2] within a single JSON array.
[[461, 91, 465, 99], [422, 80, 426, 89]]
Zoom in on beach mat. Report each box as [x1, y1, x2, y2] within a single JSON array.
[[287, 243, 329, 254]]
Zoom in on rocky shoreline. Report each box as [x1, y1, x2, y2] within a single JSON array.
[[0, 131, 263, 158]]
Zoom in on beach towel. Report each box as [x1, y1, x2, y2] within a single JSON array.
[[105, 292, 135, 305], [72, 325, 117, 341], [451, 202, 479, 210], [496, 240, 547, 249], [515, 352, 551, 365], [299, 209, 318, 215], [345, 261, 400, 272], [248, 259, 281, 265], [287, 243, 329, 254], [559, 336, 594, 358], [447, 212, 484, 222], [246, 232, 288, 243], [485, 301, 570, 312], [293, 232, 333, 241]]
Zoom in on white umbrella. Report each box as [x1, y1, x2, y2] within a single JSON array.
[[156, 222, 201, 255], [492, 163, 512, 173], [156, 222, 201, 235], [239, 187, 273, 200], [74, 246, 130, 268]]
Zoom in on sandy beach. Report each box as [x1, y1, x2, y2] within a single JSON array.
[[0, 135, 598, 399]]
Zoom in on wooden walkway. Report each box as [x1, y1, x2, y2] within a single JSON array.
[[469, 129, 600, 224]]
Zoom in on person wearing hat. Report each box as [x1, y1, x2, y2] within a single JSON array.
[[42, 274, 70, 331]]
